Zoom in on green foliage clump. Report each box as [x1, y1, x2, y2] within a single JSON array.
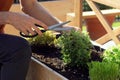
[[88, 61, 119, 80], [55, 30, 92, 67], [102, 45, 120, 79], [103, 45, 120, 65], [27, 31, 56, 46]]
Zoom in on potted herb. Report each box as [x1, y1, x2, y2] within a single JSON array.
[[83, 0, 114, 40]]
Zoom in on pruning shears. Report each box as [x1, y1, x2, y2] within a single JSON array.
[[20, 21, 72, 38]]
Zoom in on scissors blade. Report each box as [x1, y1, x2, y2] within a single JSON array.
[[52, 27, 73, 31], [48, 21, 71, 30]]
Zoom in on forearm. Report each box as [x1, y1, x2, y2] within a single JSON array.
[[0, 12, 10, 25], [0, 12, 22, 25], [21, 1, 60, 26]]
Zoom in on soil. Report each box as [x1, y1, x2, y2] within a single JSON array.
[[31, 44, 104, 80]]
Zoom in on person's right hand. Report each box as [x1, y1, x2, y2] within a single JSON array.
[[8, 12, 48, 36]]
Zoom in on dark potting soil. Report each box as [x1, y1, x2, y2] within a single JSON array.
[[31, 45, 104, 80]]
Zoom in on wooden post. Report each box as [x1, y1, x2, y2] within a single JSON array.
[[74, 0, 83, 30]]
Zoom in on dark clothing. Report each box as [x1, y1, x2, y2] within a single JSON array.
[[0, 34, 32, 80], [0, 0, 32, 80]]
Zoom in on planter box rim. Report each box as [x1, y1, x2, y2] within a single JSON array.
[[31, 57, 69, 80]]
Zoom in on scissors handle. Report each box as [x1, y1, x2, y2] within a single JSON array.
[[20, 31, 38, 38], [20, 21, 71, 38], [20, 24, 46, 38]]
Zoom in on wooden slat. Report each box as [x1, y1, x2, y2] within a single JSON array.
[[83, 9, 120, 19], [96, 27, 120, 44], [86, 0, 120, 44], [113, 27, 120, 35], [96, 33, 111, 44], [91, 0, 120, 9]]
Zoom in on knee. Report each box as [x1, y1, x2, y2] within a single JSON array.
[[11, 38, 32, 62], [16, 37, 32, 59], [9, 37, 32, 63], [16, 37, 30, 49], [0, 35, 32, 63], [3, 35, 31, 54]]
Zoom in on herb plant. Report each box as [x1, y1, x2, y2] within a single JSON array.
[[102, 45, 120, 65], [102, 45, 120, 79], [27, 31, 56, 47], [55, 30, 92, 67], [88, 61, 119, 80]]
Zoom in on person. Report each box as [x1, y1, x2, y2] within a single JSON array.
[[0, 0, 79, 80]]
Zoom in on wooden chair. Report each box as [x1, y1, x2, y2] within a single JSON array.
[[85, 0, 120, 45], [67, 0, 120, 45]]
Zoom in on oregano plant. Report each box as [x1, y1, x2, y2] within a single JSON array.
[[54, 30, 92, 67]]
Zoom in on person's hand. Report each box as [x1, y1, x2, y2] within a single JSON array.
[[8, 12, 47, 35]]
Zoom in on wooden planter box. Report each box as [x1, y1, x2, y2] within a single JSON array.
[[26, 57, 68, 80], [26, 41, 105, 80]]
